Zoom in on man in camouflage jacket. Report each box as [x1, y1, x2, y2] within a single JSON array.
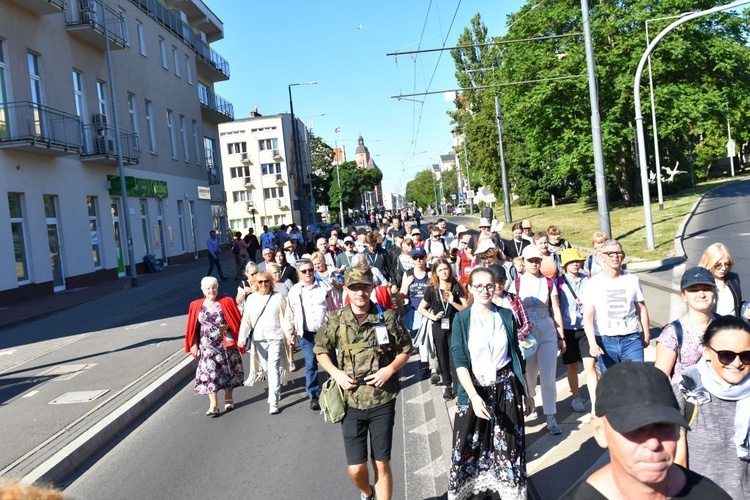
[[315, 268, 412, 500]]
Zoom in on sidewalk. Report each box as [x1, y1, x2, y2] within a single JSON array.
[[0, 253, 238, 485]]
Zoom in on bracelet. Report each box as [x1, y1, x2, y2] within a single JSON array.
[[558, 338, 565, 341], [469, 393, 480, 399]]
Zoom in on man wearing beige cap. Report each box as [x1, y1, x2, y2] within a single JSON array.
[[521, 219, 534, 242], [315, 268, 412, 500]]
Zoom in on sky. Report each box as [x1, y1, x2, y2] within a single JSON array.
[[208, 0, 526, 196]]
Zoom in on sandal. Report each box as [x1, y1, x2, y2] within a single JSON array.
[[205, 405, 220, 416], [224, 399, 234, 412]]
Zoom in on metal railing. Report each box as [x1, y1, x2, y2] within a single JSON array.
[[129, 0, 230, 78], [81, 123, 141, 162], [0, 101, 81, 150], [65, 0, 129, 47], [198, 85, 234, 119]]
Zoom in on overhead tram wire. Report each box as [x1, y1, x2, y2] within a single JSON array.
[[386, 32, 583, 57], [391, 74, 587, 100]]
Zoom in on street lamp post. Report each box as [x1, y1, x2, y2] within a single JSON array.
[[634, 0, 750, 250], [288, 81, 316, 231], [646, 13, 691, 212]]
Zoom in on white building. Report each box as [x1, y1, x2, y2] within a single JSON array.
[[0, 0, 232, 304], [218, 112, 314, 234]]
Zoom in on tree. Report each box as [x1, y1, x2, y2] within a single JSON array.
[[328, 161, 383, 213], [309, 134, 335, 207], [451, 4, 750, 207], [405, 169, 440, 209]]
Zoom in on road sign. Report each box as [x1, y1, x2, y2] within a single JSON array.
[[459, 193, 467, 200], [450, 194, 456, 200]]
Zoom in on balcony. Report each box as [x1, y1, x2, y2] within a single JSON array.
[[240, 152, 251, 164], [243, 176, 254, 188], [245, 201, 254, 211], [275, 174, 285, 185], [0, 101, 81, 156], [10, 0, 65, 15], [198, 85, 233, 123], [277, 198, 289, 210], [129, 0, 230, 81], [65, 0, 128, 50], [80, 124, 140, 164]]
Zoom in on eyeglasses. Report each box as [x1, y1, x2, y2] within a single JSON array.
[[257, 280, 270, 285], [706, 345, 750, 365], [299, 268, 314, 274], [602, 251, 625, 258], [285, 248, 294, 251], [471, 284, 496, 293], [714, 262, 731, 269], [412, 256, 425, 261]]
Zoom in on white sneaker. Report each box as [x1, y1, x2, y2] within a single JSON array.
[[571, 397, 587, 413], [269, 404, 280, 415], [547, 416, 562, 435], [526, 410, 538, 420]]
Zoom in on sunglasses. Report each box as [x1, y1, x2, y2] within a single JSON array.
[[412, 256, 425, 261], [714, 262, 731, 269], [299, 268, 314, 274], [602, 251, 625, 258], [257, 280, 270, 285], [706, 345, 750, 365]]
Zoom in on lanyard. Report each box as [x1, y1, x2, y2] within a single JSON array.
[[438, 285, 451, 314]]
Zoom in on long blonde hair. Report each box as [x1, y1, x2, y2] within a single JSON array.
[[699, 243, 733, 272]]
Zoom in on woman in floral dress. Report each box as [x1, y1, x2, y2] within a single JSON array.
[[449, 267, 529, 499], [185, 276, 245, 416]]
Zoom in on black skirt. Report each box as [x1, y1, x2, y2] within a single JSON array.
[[448, 366, 527, 500]]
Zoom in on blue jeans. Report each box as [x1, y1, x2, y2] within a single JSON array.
[[207, 254, 225, 279], [298, 332, 320, 400], [596, 332, 644, 373]]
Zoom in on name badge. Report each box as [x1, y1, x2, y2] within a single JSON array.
[[441, 318, 450, 330], [375, 324, 390, 345]]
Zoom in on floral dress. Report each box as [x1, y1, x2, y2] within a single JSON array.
[[448, 367, 527, 500], [194, 303, 244, 395]]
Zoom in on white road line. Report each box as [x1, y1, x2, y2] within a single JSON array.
[[0, 350, 17, 356], [22, 391, 39, 398]]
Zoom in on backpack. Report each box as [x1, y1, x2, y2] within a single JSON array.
[[232, 240, 240, 255]]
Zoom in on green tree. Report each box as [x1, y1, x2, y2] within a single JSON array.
[[310, 134, 334, 207], [451, 4, 750, 207], [405, 169, 440, 209], [328, 161, 383, 214]]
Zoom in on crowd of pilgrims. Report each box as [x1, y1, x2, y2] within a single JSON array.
[[190, 213, 749, 499]]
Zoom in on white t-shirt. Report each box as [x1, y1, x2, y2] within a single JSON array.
[[583, 272, 645, 337]]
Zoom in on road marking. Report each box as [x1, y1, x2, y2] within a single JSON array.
[[22, 391, 39, 398], [124, 323, 144, 330], [414, 456, 445, 479], [408, 418, 438, 436], [0, 350, 16, 357]]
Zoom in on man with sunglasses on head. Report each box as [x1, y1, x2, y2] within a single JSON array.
[[583, 239, 651, 374], [336, 236, 358, 271], [283, 258, 338, 411]]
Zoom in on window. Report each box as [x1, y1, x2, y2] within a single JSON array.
[[230, 166, 251, 178], [185, 55, 193, 85], [179, 115, 188, 161], [176, 200, 186, 252], [96, 80, 108, 118], [28, 52, 42, 105], [192, 120, 200, 165], [166, 109, 177, 158], [72, 70, 85, 117], [227, 142, 247, 155], [263, 187, 284, 199], [127, 93, 138, 133], [232, 191, 252, 203], [136, 21, 146, 56], [140, 199, 151, 254], [258, 138, 278, 151], [145, 100, 156, 153], [261, 163, 281, 175], [87, 196, 102, 269], [158, 37, 167, 69], [0, 41, 7, 136], [172, 47, 180, 77], [204, 137, 216, 170], [9, 193, 29, 282]]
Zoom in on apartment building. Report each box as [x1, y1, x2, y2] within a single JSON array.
[[0, 0, 233, 304], [219, 112, 314, 234]]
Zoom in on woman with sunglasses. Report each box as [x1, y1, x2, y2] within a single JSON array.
[[235, 261, 258, 313], [448, 267, 528, 499], [417, 259, 468, 400], [273, 248, 298, 285], [510, 244, 565, 435], [238, 271, 293, 415], [699, 243, 750, 319], [676, 315, 750, 499]]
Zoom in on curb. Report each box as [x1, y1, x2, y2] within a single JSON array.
[[5, 351, 193, 486]]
